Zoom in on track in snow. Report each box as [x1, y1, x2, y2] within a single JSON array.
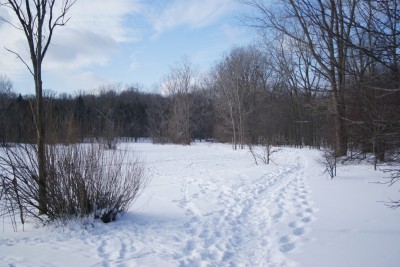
[[87, 144, 317, 267], [173, 155, 316, 266], [0, 144, 317, 267]]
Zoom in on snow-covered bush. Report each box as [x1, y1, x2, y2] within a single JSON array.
[[0, 143, 147, 225]]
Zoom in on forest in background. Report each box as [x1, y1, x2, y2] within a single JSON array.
[[0, 0, 399, 164], [1, 47, 399, 163], [1, 0, 400, 223]]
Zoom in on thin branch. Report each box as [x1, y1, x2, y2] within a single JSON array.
[[4, 47, 34, 76], [42, 0, 77, 58], [0, 16, 24, 30]]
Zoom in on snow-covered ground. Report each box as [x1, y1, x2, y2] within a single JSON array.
[[1, 142, 399, 266]]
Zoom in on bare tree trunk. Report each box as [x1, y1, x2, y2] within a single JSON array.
[[1, 0, 76, 215], [164, 57, 195, 145], [230, 104, 237, 150], [35, 62, 47, 214], [242, 0, 357, 155]]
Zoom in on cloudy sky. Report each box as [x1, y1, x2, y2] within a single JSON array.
[[0, 0, 254, 95]]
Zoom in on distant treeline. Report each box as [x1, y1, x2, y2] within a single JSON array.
[[1, 45, 399, 164]]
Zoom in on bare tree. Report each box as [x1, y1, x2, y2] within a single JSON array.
[[190, 83, 216, 142], [264, 35, 325, 148], [242, 0, 359, 156], [147, 93, 170, 144], [0, 0, 76, 214], [0, 74, 14, 95], [164, 57, 196, 145], [212, 46, 266, 149]]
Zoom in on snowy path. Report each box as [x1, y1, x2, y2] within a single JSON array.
[[79, 144, 317, 267], [171, 159, 314, 266], [1, 143, 317, 266], [2, 143, 398, 266]]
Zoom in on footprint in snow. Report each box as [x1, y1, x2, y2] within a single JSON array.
[[272, 211, 283, 220], [293, 227, 305, 236], [280, 242, 296, 253], [288, 221, 297, 228], [185, 240, 196, 254], [279, 235, 290, 243]]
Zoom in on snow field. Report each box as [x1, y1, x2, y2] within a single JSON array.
[[126, 143, 316, 266], [1, 142, 399, 267]]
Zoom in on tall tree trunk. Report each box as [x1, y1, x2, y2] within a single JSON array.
[[35, 62, 47, 214], [331, 77, 348, 157], [2, 0, 76, 215]]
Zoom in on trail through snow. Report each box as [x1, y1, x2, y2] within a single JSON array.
[[1, 142, 399, 267], [166, 153, 315, 266], [79, 144, 316, 267]]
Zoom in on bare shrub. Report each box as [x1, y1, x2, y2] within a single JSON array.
[[0, 143, 147, 226], [248, 137, 278, 165], [84, 145, 147, 223], [1, 174, 24, 231], [98, 137, 117, 150], [379, 152, 400, 208], [381, 168, 400, 208], [320, 148, 337, 179], [0, 145, 39, 226]]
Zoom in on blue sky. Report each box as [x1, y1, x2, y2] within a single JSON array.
[[0, 0, 255, 95]]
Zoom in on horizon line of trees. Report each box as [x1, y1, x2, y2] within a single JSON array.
[[1, 41, 399, 162], [1, 0, 399, 222], [0, 0, 399, 165]]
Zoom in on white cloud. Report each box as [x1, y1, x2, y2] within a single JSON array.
[[42, 70, 111, 94], [45, 29, 119, 72], [67, 0, 143, 43], [70, 71, 110, 91], [0, 7, 30, 76], [44, 0, 143, 73], [149, 0, 238, 37], [0, 8, 11, 29], [0, 0, 249, 93], [0, 0, 142, 93]]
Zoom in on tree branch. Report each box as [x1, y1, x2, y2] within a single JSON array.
[[4, 47, 34, 76], [42, 0, 76, 58]]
